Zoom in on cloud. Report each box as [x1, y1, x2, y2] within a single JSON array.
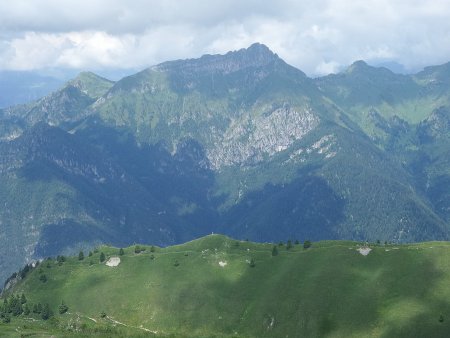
[[0, 0, 450, 75]]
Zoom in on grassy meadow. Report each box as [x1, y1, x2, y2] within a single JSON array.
[[2, 235, 450, 337]]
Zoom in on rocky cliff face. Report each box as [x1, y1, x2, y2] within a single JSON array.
[[208, 105, 319, 169]]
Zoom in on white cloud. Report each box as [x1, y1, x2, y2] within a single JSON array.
[[0, 0, 450, 75]]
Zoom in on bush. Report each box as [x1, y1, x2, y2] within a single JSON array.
[[119, 248, 124, 256], [78, 251, 84, 260], [99, 252, 106, 263], [39, 274, 47, 283], [1, 313, 10, 323], [249, 258, 256, 267]]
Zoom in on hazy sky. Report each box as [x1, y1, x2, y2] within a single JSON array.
[[1, 0, 450, 76]]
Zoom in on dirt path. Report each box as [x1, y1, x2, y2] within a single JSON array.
[[106, 315, 158, 334]]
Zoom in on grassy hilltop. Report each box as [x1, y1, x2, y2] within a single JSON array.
[[2, 235, 450, 337]]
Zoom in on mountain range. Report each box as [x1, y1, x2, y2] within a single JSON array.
[[0, 43, 450, 285]]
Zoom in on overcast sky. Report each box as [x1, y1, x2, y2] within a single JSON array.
[[1, 0, 450, 77]]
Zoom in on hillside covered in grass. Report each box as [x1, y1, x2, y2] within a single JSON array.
[[2, 235, 450, 337]]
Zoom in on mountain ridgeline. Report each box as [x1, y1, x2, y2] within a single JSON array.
[[0, 43, 450, 284]]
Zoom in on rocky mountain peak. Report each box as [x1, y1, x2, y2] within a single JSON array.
[[345, 60, 371, 74], [154, 43, 279, 75]]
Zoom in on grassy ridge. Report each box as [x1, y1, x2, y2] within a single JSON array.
[[2, 235, 450, 337]]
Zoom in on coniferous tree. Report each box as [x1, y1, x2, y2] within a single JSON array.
[[249, 258, 256, 267], [23, 304, 30, 315], [11, 295, 23, 316], [286, 240, 292, 250], [303, 240, 312, 249], [78, 251, 84, 260], [272, 245, 278, 256], [20, 293, 27, 304], [59, 301, 68, 314], [99, 252, 106, 263], [41, 303, 52, 320], [150, 246, 155, 253], [119, 248, 124, 256]]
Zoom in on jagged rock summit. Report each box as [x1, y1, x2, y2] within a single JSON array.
[[154, 43, 280, 75]]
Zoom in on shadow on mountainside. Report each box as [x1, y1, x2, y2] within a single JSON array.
[[187, 243, 450, 337], [13, 121, 219, 258], [220, 166, 346, 243]]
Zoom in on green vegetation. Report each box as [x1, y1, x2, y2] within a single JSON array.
[[1, 43, 450, 292], [3, 235, 450, 337]]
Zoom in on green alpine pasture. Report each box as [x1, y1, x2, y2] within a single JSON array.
[[3, 235, 450, 337]]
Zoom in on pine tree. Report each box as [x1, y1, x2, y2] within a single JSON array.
[[249, 258, 256, 267], [41, 303, 52, 320], [286, 240, 292, 250], [20, 293, 27, 304], [23, 304, 30, 315], [59, 301, 68, 314], [11, 295, 23, 316], [150, 246, 155, 253], [99, 252, 106, 263], [119, 248, 124, 256], [272, 245, 278, 256], [78, 251, 84, 260]]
